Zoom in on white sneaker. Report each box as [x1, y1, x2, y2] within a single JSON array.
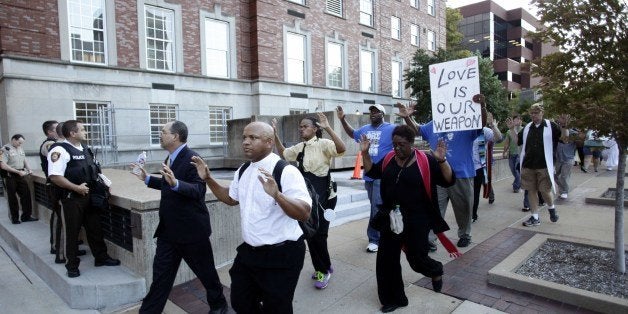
[[560, 193, 568, 199], [366, 243, 379, 252]]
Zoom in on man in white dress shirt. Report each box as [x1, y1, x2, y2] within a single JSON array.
[[191, 121, 311, 313]]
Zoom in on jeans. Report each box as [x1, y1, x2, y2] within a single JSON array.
[[365, 180, 383, 245], [508, 154, 521, 191]]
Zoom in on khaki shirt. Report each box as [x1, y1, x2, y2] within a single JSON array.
[[3, 144, 26, 170], [283, 137, 344, 177]]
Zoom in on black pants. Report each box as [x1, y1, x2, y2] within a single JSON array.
[[229, 239, 305, 314], [472, 168, 485, 220], [304, 174, 335, 274], [47, 184, 64, 259], [140, 238, 226, 313], [6, 174, 32, 221], [377, 226, 442, 307], [60, 195, 109, 271]]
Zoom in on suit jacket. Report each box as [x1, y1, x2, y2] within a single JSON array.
[[148, 145, 211, 243]]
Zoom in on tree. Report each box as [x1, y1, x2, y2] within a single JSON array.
[[446, 7, 464, 51], [532, 0, 627, 273]]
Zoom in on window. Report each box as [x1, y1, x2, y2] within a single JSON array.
[[287, 0, 306, 4], [410, 24, 419, 46], [326, 42, 344, 88], [286, 32, 307, 84], [68, 0, 106, 64], [391, 60, 403, 98], [359, 0, 373, 26], [204, 18, 230, 77], [410, 0, 419, 8], [75, 102, 112, 148], [391, 16, 401, 40], [149, 104, 178, 145], [360, 49, 375, 92], [326, 0, 343, 17], [145, 5, 175, 72], [290, 109, 308, 115], [427, 30, 436, 51], [427, 0, 435, 16], [208, 107, 232, 145]]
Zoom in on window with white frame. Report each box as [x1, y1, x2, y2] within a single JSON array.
[[74, 101, 112, 147], [204, 18, 230, 78], [427, 30, 436, 51], [427, 0, 435, 16], [68, 0, 106, 64], [326, 42, 344, 88], [145, 5, 175, 72], [208, 107, 232, 145], [359, 0, 373, 26], [391, 60, 403, 98], [286, 32, 307, 84], [360, 49, 375, 92], [411, 24, 419, 46], [326, 0, 343, 17], [391, 16, 401, 40], [410, 0, 420, 9], [149, 104, 178, 145]]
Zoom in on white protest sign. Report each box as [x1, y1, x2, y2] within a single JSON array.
[[429, 56, 481, 132]]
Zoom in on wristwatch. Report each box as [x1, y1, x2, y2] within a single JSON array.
[[438, 158, 447, 164]]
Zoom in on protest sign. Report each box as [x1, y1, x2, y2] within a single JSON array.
[[429, 56, 481, 132]]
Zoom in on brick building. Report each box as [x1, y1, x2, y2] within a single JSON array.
[[455, 0, 555, 93], [0, 0, 446, 165]]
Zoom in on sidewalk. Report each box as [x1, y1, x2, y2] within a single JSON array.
[[0, 164, 625, 313]]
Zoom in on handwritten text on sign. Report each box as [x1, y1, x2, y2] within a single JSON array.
[[429, 56, 481, 132]]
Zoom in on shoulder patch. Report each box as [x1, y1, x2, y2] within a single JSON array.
[[51, 152, 61, 162]]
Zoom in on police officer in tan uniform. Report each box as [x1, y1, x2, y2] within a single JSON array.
[[1, 134, 37, 224]]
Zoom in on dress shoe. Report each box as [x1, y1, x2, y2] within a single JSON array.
[[22, 217, 39, 222], [67, 269, 80, 278], [380, 300, 408, 313], [55, 257, 66, 264], [432, 277, 443, 292], [209, 305, 229, 314], [457, 238, 470, 248], [50, 248, 57, 254], [94, 257, 121, 267], [11, 220, 21, 225], [77, 249, 87, 256]]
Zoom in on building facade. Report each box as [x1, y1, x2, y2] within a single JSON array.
[[455, 0, 555, 92], [0, 0, 446, 165]]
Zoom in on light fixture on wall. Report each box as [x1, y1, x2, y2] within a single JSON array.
[[355, 109, 361, 115]]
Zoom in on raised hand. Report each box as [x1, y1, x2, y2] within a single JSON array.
[[190, 155, 211, 180], [130, 163, 148, 181], [557, 114, 571, 127], [271, 118, 279, 134], [472, 94, 486, 104], [359, 134, 371, 153], [257, 167, 279, 198], [505, 117, 514, 129], [395, 102, 415, 118], [433, 138, 448, 161], [336, 106, 345, 120], [316, 112, 330, 129], [159, 163, 177, 187]]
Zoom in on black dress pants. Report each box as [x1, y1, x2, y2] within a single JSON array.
[[140, 237, 227, 313], [47, 184, 64, 259], [229, 239, 305, 314], [304, 174, 334, 274], [6, 174, 32, 221], [472, 168, 485, 220], [60, 195, 108, 271]]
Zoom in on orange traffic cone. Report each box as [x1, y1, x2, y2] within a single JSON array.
[[351, 151, 363, 180]]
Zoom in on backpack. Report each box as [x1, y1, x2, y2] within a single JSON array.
[[238, 159, 320, 239]]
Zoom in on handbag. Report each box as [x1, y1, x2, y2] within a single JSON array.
[[389, 206, 403, 234]]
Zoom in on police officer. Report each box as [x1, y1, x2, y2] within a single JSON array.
[[1, 134, 37, 224], [48, 120, 120, 278], [40, 121, 63, 258]]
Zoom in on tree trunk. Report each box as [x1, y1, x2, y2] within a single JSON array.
[[614, 143, 625, 273]]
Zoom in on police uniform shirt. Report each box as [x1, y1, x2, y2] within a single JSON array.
[[3, 144, 26, 170], [48, 140, 83, 176], [229, 153, 311, 247]]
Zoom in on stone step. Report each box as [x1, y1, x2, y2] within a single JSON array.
[[329, 186, 371, 227], [0, 210, 145, 310]]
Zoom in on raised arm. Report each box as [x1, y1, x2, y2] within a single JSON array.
[[336, 106, 356, 138], [317, 112, 346, 154], [257, 167, 311, 221], [190, 156, 238, 206], [271, 118, 286, 158], [473, 94, 488, 127], [395, 102, 419, 134], [359, 134, 373, 173], [432, 139, 453, 184]]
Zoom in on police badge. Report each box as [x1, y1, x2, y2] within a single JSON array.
[[51, 151, 60, 162]]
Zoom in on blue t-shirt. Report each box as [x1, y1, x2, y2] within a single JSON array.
[[420, 121, 480, 179], [354, 122, 395, 181]]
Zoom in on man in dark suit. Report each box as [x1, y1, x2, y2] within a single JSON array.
[[133, 120, 227, 314]]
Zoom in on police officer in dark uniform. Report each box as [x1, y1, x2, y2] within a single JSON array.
[[40, 120, 64, 260], [48, 120, 120, 278]]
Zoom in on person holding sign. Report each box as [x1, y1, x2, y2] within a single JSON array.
[[399, 94, 487, 248], [517, 104, 570, 227]]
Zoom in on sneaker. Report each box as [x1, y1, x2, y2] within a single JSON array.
[[311, 266, 333, 279], [366, 243, 379, 253], [560, 193, 568, 199], [513, 189, 520, 193], [521, 207, 530, 212], [548, 208, 559, 222], [456, 238, 470, 247], [314, 271, 331, 289], [522, 216, 540, 227]]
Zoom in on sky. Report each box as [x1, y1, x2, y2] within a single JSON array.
[[446, 0, 539, 17]]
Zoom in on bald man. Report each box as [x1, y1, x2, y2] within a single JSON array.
[[192, 122, 311, 313]]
